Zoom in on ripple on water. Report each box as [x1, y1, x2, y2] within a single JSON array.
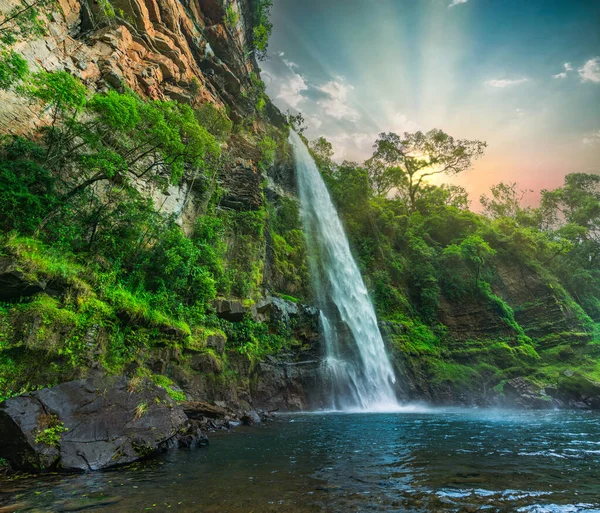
[[1, 409, 600, 512]]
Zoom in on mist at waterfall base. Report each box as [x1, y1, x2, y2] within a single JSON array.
[[289, 130, 400, 412]]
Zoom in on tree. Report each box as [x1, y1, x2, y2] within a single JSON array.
[[443, 234, 495, 287], [540, 173, 600, 318], [0, 0, 50, 45], [541, 173, 600, 236], [251, 0, 273, 61], [13, 74, 220, 231], [370, 129, 486, 210], [480, 182, 534, 222], [285, 110, 307, 135], [309, 137, 334, 175]]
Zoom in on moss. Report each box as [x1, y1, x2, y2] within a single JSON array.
[[150, 374, 186, 402], [34, 414, 67, 447], [3, 235, 90, 295]]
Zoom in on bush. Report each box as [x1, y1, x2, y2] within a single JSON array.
[[0, 50, 28, 89], [0, 138, 57, 233]]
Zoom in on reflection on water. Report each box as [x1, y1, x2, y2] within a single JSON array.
[[1, 408, 600, 512]]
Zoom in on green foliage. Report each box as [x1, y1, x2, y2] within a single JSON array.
[[98, 0, 116, 19], [309, 125, 599, 396], [195, 103, 233, 141], [224, 5, 239, 29], [151, 374, 186, 402], [220, 316, 289, 360], [251, 0, 273, 60], [268, 197, 309, 298], [0, 49, 28, 90], [0, 0, 51, 44], [27, 71, 88, 114], [34, 416, 68, 447], [258, 135, 277, 170], [369, 129, 486, 210], [0, 138, 56, 233]]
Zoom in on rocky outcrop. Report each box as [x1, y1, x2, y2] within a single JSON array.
[[492, 261, 589, 343], [501, 377, 554, 409], [551, 372, 600, 409], [252, 356, 327, 411], [0, 0, 261, 134], [0, 257, 66, 301], [219, 158, 264, 211], [0, 376, 187, 472], [213, 298, 247, 321], [438, 294, 517, 341]]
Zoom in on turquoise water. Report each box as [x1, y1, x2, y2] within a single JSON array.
[[2, 408, 600, 512]]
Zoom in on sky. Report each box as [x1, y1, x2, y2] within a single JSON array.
[[260, 0, 600, 207]]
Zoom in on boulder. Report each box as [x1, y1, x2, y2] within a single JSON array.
[[181, 401, 228, 420], [213, 299, 246, 321], [0, 376, 187, 472], [241, 410, 261, 425], [189, 352, 223, 374]]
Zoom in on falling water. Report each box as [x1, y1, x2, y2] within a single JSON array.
[[289, 131, 398, 411]]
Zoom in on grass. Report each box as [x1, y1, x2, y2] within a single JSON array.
[[150, 373, 187, 402]]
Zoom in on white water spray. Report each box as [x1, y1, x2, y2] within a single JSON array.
[[289, 131, 398, 411]]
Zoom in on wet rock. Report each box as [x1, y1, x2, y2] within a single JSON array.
[[173, 421, 209, 448], [241, 410, 261, 425], [0, 376, 187, 472], [251, 357, 327, 411], [250, 296, 298, 326], [213, 299, 246, 321], [502, 377, 554, 409], [181, 401, 228, 420], [554, 373, 600, 409]]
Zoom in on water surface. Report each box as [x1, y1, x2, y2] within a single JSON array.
[[2, 408, 600, 512]]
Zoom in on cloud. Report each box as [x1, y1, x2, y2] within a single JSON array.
[[389, 112, 419, 134], [316, 79, 360, 121], [582, 130, 600, 146], [579, 57, 600, 83], [283, 59, 299, 70], [484, 78, 529, 88], [327, 132, 379, 161], [448, 0, 468, 7], [553, 72, 567, 79], [277, 72, 308, 108], [277, 51, 285, 57], [305, 115, 323, 130], [564, 62, 573, 71]]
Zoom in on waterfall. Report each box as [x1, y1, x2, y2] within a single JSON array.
[[289, 130, 398, 411]]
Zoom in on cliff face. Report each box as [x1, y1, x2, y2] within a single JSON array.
[[0, 0, 321, 412], [0, 0, 261, 132]]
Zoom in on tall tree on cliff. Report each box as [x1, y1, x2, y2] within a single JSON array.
[[368, 129, 486, 210]]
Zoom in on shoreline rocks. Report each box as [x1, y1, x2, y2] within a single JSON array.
[[0, 376, 280, 474], [0, 376, 187, 472]]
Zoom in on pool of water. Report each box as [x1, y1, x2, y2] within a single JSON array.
[[2, 408, 600, 512]]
